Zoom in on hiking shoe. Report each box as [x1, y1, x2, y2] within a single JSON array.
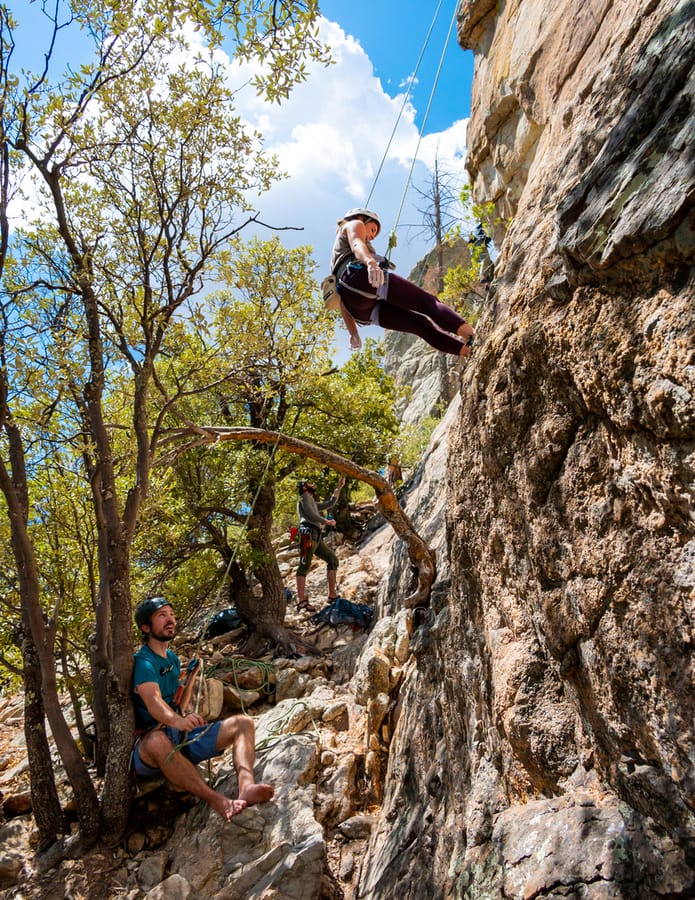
[[297, 599, 316, 613]]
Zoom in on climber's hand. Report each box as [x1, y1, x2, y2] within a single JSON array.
[[367, 261, 384, 289]]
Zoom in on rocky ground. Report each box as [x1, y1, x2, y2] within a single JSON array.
[[0, 501, 407, 899]]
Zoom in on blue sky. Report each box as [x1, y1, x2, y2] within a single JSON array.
[[319, 0, 474, 134]]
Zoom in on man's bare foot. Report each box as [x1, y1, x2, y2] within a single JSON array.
[[239, 783, 275, 806], [209, 794, 247, 820]]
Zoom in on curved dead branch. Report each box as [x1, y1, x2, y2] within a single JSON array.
[[158, 426, 436, 608]]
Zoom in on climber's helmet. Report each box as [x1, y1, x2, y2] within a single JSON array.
[[343, 208, 381, 236], [134, 597, 172, 633]]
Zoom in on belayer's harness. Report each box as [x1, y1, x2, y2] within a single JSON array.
[[298, 523, 316, 567]]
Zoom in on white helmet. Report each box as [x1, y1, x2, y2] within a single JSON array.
[[343, 208, 381, 234]]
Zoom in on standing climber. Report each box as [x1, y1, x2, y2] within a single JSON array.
[[295, 477, 345, 612], [331, 208, 475, 356], [132, 597, 274, 820]]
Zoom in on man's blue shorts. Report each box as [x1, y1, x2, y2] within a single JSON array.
[[132, 722, 222, 779]]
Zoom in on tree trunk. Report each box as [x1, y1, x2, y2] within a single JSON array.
[[22, 628, 67, 849], [77, 283, 147, 844], [60, 631, 94, 763], [98, 523, 137, 845], [89, 522, 113, 778], [225, 558, 254, 609], [0, 425, 101, 846], [237, 480, 287, 628], [41, 665, 101, 845], [432, 184, 456, 406], [100, 686, 135, 845]]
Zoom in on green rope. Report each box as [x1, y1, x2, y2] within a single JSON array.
[[383, 1, 460, 261], [253, 698, 323, 752]]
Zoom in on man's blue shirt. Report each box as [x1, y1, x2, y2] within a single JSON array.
[[133, 643, 181, 730]]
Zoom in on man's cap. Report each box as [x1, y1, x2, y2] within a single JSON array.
[[134, 596, 171, 630]]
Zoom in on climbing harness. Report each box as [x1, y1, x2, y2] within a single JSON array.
[[298, 523, 315, 568]]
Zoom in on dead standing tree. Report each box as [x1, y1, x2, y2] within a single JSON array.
[[159, 425, 437, 638]]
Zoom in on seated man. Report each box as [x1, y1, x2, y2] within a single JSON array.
[[132, 597, 274, 820]]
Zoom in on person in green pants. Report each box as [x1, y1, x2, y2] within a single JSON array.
[[295, 476, 345, 612]]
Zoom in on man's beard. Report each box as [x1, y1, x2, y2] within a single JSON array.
[[150, 622, 175, 642]]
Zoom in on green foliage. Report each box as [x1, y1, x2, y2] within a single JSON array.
[[0, 516, 22, 692], [437, 184, 501, 317], [392, 414, 444, 475], [227, 0, 332, 103], [458, 185, 500, 232], [14, 1, 330, 106], [135, 237, 398, 602], [440, 264, 482, 321], [0, 447, 100, 695]]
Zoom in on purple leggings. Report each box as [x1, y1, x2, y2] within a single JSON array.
[[340, 269, 467, 356]]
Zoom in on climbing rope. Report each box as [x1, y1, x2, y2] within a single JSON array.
[[365, 1, 460, 261], [364, 0, 445, 209]]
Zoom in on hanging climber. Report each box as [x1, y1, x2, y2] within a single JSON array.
[[295, 476, 346, 612], [131, 596, 274, 819], [331, 208, 475, 356]]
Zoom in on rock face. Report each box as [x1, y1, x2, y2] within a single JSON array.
[[358, 0, 695, 897]]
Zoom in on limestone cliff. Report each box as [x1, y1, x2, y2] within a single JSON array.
[[359, 0, 694, 897], [1, 3, 692, 897]]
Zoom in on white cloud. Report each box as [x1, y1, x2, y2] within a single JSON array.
[[419, 119, 468, 169]]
